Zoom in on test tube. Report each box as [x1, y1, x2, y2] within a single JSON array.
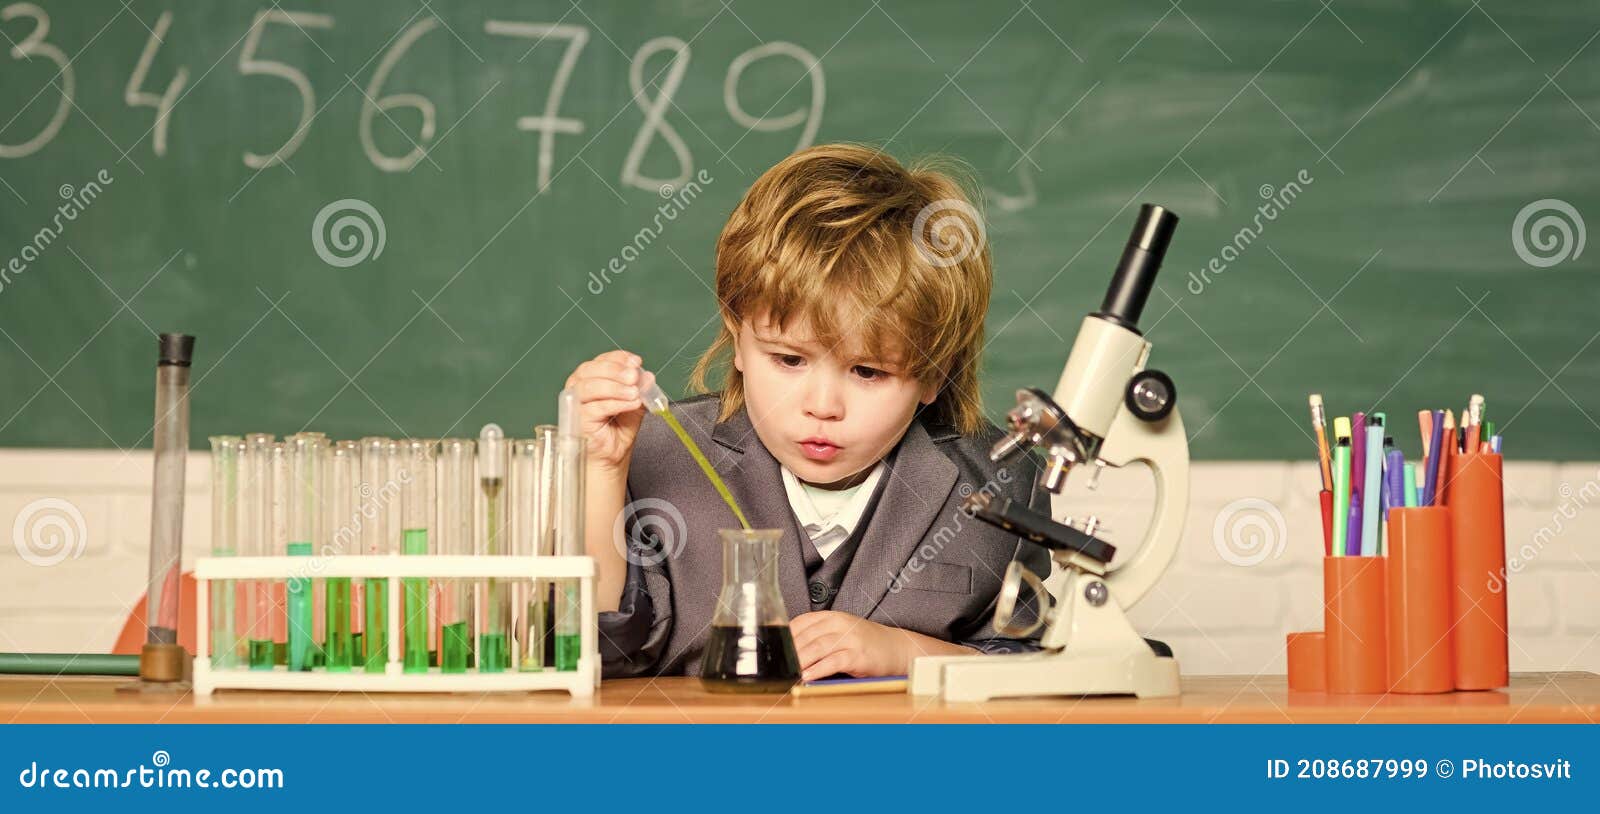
[[269, 441, 290, 666], [437, 438, 475, 673], [208, 436, 242, 668], [286, 433, 325, 671], [554, 391, 585, 671], [478, 424, 509, 673], [359, 437, 392, 672], [400, 439, 435, 673], [243, 434, 276, 670], [510, 437, 540, 671], [323, 440, 358, 672], [144, 335, 193, 682]]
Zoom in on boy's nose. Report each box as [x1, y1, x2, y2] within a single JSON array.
[[801, 376, 844, 421]]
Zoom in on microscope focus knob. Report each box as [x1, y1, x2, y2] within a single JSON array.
[[1125, 369, 1176, 422]]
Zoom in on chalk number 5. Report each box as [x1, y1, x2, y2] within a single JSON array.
[[238, 9, 332, 168]]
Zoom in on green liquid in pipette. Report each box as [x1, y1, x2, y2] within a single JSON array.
[[654, 408, 750, 529], [402, 529, 430, 673], [324, 577, 353, 672], [479, 633, 507, 673], [287, 542, 314, 671], [248, 639, 274, 671], [364, 578, 387, 671], [441, 621, 470, 673]]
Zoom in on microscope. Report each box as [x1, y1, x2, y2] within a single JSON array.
[[910, 204, 1190, 701]]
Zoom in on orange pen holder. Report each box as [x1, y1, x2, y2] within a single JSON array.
[[1445, 454, 1509, 690], [1287, 488, 1506, 693]]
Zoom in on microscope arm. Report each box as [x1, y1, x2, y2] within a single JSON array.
[[1049, 405, 1190, 610]]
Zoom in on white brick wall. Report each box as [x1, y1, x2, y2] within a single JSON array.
[[1, 450, 1595, 676]]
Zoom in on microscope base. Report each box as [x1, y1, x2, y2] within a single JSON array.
[[910, 647, 1180, 702]]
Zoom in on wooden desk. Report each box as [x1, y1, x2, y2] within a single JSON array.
[[3, 672, 1597, 723]]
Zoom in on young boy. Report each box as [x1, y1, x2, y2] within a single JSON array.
[[569, 144, 1050, 681]]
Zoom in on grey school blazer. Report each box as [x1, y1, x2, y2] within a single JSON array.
[[598, 394, 1051, 678]]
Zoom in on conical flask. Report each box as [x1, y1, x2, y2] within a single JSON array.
[[700, 528, 801, 692]]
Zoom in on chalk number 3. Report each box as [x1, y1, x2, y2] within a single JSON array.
[[0, 3, 73, 159]]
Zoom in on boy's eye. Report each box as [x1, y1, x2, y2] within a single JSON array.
[[771, 353, 804, 368], [853, 365, 887, 380]]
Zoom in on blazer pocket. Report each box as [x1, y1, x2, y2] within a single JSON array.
[[897, 561, 972, 595]]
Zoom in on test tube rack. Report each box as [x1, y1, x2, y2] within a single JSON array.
[[192, 554, 599, 697]]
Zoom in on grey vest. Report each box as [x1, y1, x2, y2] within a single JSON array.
[[799, 471, 890, 611]]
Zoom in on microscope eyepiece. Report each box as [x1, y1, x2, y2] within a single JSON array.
[[1093, 203, 1179, 333]]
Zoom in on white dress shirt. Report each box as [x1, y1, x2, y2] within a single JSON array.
[[779, 460, 886, 560]]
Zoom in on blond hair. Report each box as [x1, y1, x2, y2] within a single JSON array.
[[690, 143, 991, 435]]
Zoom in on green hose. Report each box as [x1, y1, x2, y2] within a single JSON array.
[[0, 653, 141, 676]]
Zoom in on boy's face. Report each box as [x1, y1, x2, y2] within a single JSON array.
[[733, 310, 937, 488]]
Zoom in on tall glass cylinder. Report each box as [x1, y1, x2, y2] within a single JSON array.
[[359, 437, 392, 672], [437, 438, 474, 673], [208, 436, 242, 668], [243, 434, 275, 669], [323, 440, 358, 672], [554, 391, 585, 671], [145, 334, 193, 657], [477, 424, 508, 673], [286, 433, 324, 671], [400, 440, 435, 673]]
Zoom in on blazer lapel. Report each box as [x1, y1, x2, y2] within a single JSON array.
[[832, 419, 958, 619], [711, 409, 813, 619]]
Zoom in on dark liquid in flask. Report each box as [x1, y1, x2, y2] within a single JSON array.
[[700, 624, 801, 693]]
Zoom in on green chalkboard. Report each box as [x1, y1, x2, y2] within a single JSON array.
[[1, 1, 1597, 459]]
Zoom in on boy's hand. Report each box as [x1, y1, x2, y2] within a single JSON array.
[[790, 611, 914, 680], [565, 350, 654, 473]]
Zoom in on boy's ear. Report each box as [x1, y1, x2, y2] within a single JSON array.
[[919, 380, 938, 405], [728, 315, 745, 373]]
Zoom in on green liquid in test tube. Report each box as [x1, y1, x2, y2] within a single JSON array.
[[286, 433, 325, 672], [401, 440, 436, 674], [478, 424, 509, 673], [360, 437, 394, 672], [554, 390, 585, 672], [321, 441, 359, 672], [438, 438, 475, 674], [245, 435, 278, 670]]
